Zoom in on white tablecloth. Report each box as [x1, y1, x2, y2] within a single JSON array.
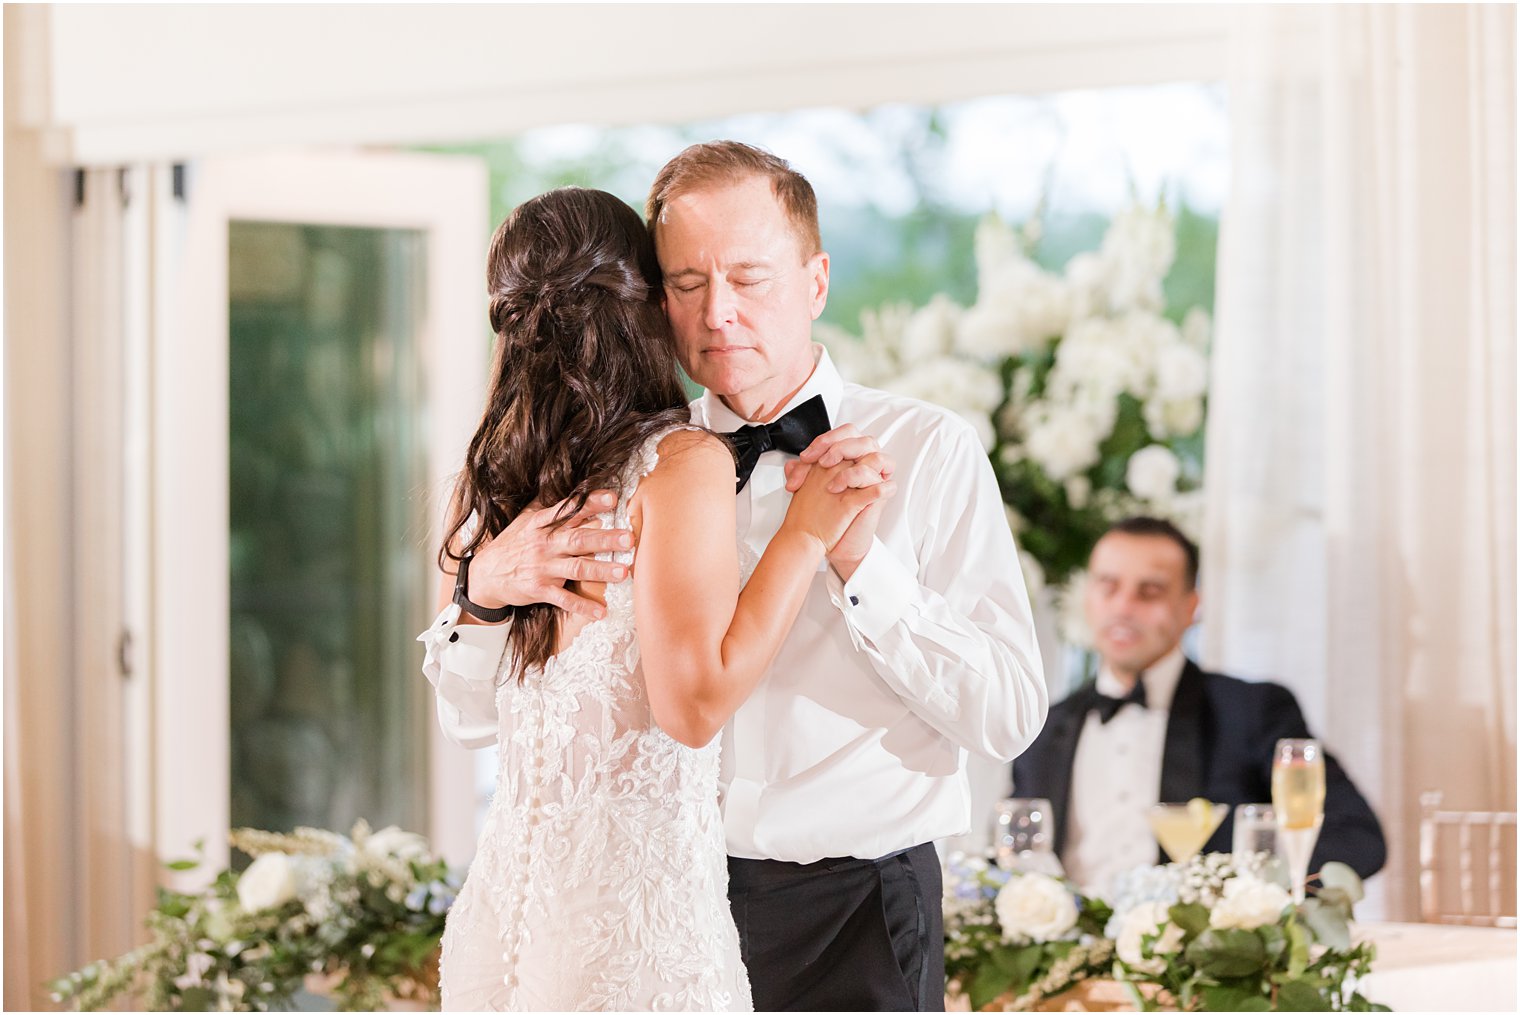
[[1357, 922, 1517, 1012]]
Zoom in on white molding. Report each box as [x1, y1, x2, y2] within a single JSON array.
[[35, 4, 1237, 166]]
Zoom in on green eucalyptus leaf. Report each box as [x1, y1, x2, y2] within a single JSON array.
[[1317, 862, 1364, 904], [1201, 983, 1271, 1011], [1169, 902, 1211, 937], [1285, 914, 1311, 979], [1299, 899, 1352, 951], [1278, 978, 1333, 1011], [991, 943, 1044, 987], [165, 859, 199, 872], [1185, 928, 1267, 978], [968, 965, 1016, 1011]]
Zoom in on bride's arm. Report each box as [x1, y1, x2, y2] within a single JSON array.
[[631, 429, 892, 748]]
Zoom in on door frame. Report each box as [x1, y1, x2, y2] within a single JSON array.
[[159, 149, 487, 876]]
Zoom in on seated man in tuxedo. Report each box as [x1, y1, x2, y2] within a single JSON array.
[[1011, 516, 1386, 893]]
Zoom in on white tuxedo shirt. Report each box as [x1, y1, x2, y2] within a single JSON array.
[[421, 346, 1047, 863]]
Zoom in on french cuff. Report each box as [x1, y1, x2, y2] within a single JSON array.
[[417, 603, 510, 691], [827, 537, 915, 643]]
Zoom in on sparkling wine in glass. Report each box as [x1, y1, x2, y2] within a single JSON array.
[[1271, 738, 1326, 903], [1148, 798, 1226, 863]]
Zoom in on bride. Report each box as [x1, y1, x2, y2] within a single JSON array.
[[420, 187, 890, 1012]]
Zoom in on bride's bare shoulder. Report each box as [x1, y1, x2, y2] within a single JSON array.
[[645, 429, 735, 485]]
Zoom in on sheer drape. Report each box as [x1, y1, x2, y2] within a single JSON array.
[[1205, 4, 1516, 918]]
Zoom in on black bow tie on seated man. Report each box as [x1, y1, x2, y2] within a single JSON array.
[[1091, 674, 1147, 724], [724, 394, 832, 494]]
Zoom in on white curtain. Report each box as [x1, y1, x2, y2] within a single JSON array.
[[1205, 4, 1516, 919]]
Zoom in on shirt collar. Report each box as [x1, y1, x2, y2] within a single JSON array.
[[695, 343, 844, 433], [1095, 645, 1186, 713]]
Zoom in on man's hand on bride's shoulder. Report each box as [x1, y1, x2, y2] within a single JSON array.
[[470, 490, 633, 620]]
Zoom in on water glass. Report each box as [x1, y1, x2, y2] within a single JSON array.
[[990, 797, 1057, 872], [1232, 803, 1278, 858]]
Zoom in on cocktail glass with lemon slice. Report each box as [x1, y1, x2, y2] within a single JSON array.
[[1147, 798, 1227, 863]]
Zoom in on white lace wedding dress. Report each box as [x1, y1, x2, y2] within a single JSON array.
[[438, 427, 754, 1012]]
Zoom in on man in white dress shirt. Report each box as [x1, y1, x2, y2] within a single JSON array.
[[1011, 517, 1385, 895], [427, 142, 1048, 1011]]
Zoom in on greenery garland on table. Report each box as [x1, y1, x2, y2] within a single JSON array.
[[943, 850, 1388, 1012], [50, 821, 457, 1012]]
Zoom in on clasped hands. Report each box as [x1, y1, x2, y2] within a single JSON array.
[[462, 426, 895, 620]]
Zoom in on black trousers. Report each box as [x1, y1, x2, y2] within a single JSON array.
[[727, 843, 944, 1012]]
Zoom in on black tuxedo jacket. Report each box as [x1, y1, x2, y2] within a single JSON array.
[[1010, 660, 1386, 880]]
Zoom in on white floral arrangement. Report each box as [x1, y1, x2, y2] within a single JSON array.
[[945, 851, 1388, 1012], [817, 203, 1210, 645], [50, 821, 458, 1012], [943, 853, 1116, 1011]]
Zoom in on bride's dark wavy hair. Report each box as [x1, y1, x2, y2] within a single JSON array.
[[440, 187, 692, 683]]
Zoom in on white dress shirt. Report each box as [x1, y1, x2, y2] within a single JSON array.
[[420, 345, 1048, 863], [1062, 645, 1186, 894]]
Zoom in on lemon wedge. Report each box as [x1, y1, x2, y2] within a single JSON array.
[[1186, 797, 1216, 828]]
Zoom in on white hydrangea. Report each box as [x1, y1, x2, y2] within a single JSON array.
[[815, 323, 891, 387], [994, 873, 1080, 944], [957, 231, 1071, 361], [1126, 445, 1181, 501], [882, 357, 1002, 450], [899, 294, 962, 365], [1021, 405, 1108, 481]]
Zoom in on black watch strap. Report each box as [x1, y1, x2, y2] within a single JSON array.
[[453, 553, 511, 623]]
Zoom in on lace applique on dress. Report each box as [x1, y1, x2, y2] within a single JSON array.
[[438, 425, 752, 1012]]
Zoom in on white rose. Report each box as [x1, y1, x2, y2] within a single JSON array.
[[1209, 875, 1291, 931], [994, 873, 1079, 944], [1126, 445, 1181, 502], [1153, 342, 1209, 402], [362, 826, 429, 863], [1114, 900, 1185, 973], [237, 853, 298, 912]]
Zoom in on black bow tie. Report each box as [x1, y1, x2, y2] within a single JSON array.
[[724, 394, 831, 493], [1092, 675, 1147, 724]]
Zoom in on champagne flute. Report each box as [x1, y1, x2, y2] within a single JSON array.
[[1271, 738, 1326, 904]]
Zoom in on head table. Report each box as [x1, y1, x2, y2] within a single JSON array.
[[1354, 921, 1516, 1012]]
